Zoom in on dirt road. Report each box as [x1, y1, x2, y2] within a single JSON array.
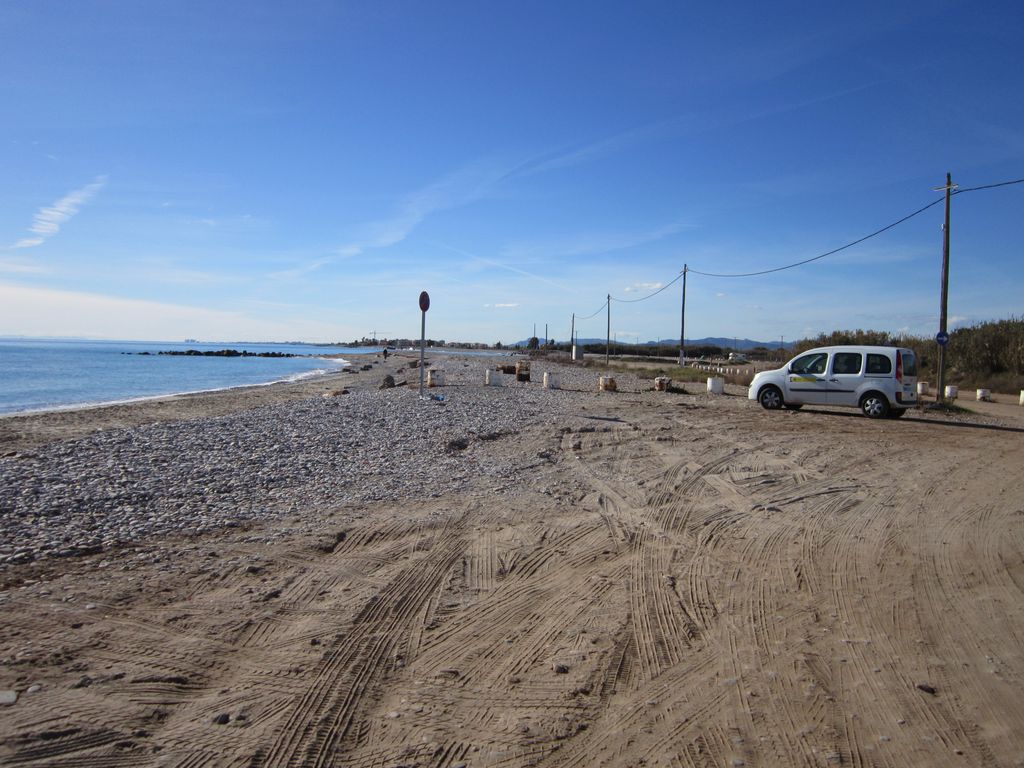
[[2, 386, 1023, 767]]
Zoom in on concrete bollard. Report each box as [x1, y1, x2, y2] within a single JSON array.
[[976, 388, 991, 402], [485, 369, 503, 386], [945, 385, 958, 400], [427, 369, 445, 387], [599, 376, 617, 392], [1019, 390, 1024, 406], [917, 381, 930, 396], [543, 372, 560, 390], [707, 377, 725, 394]]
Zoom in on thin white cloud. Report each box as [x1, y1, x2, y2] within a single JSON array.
[[12, 237, 45, 249], [502, 219, 690, 261], [493, 303, 519, 308], [436, 242, 568, 291], [12, 175, 108, 249], [269, 257, 333, 280], [0, 258, 48, 275], [624, 282, 664, 293], [0, 281, 344, 341], [502, 67, 882, 186], [140, 267, 240, 285], [503, 116, 690, 180], [337, 164, 503, 257]]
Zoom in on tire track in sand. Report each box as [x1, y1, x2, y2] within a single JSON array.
[[250, 513, 469, 768]]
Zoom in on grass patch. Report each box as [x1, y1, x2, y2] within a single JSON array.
[[579, 359, 708, 382]]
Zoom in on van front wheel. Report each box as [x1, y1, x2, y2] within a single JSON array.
[[860, 392, 890, 419], [758, 386, 784, 410]]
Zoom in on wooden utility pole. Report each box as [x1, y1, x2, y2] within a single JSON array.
[[678, 265, 688, 366], [605, 294, 611, 367], [935, 172, 956, 402]]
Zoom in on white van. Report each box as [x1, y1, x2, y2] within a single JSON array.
[[748, 345, 918, 418]]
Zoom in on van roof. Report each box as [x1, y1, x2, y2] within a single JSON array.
[[800, 345, 912, 354]]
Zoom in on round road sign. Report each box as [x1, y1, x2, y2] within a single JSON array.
[[935, 331, 949, 346], [419, 291, 430, 312]]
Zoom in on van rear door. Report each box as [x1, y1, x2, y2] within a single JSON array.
[[895, 349, 918, 405]]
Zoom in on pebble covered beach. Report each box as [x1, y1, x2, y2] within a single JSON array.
[[0, 355, 641, 567]]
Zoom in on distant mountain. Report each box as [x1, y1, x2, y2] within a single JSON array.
[[513, 336, 793, 350]]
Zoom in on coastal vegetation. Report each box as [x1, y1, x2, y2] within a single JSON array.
[[792, 317, 1024, 392], [546, 317, 1024, 393]]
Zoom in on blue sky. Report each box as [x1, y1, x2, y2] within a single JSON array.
[[1, 1, 1022, 345]]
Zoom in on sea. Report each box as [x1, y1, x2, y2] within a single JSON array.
[[0, 339, 377, 416]]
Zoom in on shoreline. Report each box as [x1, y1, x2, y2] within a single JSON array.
[[0, 352, 397, 454], [0, 357, 352, 421]]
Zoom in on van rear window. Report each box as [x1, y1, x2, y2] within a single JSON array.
[[901, 350, 918, 376], [866, 354, 892, 375]]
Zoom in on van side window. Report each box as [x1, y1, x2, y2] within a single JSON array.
[[791, 353, 828, 375], [866, 354, 892, 375], [833, 353, 862, 375]]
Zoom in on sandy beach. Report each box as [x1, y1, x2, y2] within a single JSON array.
[[2, 354, 1023, 767]]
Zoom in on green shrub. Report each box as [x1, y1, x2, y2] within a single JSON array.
[[792, 317, 1024, 393]]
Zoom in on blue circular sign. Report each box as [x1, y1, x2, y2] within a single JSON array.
[[935, 331, 949, 346]]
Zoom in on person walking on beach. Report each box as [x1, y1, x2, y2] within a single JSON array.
[[383, 348, 389, 361]]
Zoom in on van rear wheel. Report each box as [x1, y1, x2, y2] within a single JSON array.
[[758, 386, 784, 410], [860, 392, 890, 419]]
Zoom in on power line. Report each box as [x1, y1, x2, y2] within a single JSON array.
[[575, 298, 608, 321], [689, 196, 945, 278], [610, 270, 684, 303], [688, 176, 1023, 279], [563, 176, 1021, 344], [954, 177, 1024, 194]]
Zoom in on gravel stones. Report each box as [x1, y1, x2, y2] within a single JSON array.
[[0, 358, 643, 567]]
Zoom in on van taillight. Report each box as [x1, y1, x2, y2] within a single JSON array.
[[896, 351, 903, 383]]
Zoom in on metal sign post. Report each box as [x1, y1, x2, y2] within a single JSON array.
[[419, 291, 430, 398]]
